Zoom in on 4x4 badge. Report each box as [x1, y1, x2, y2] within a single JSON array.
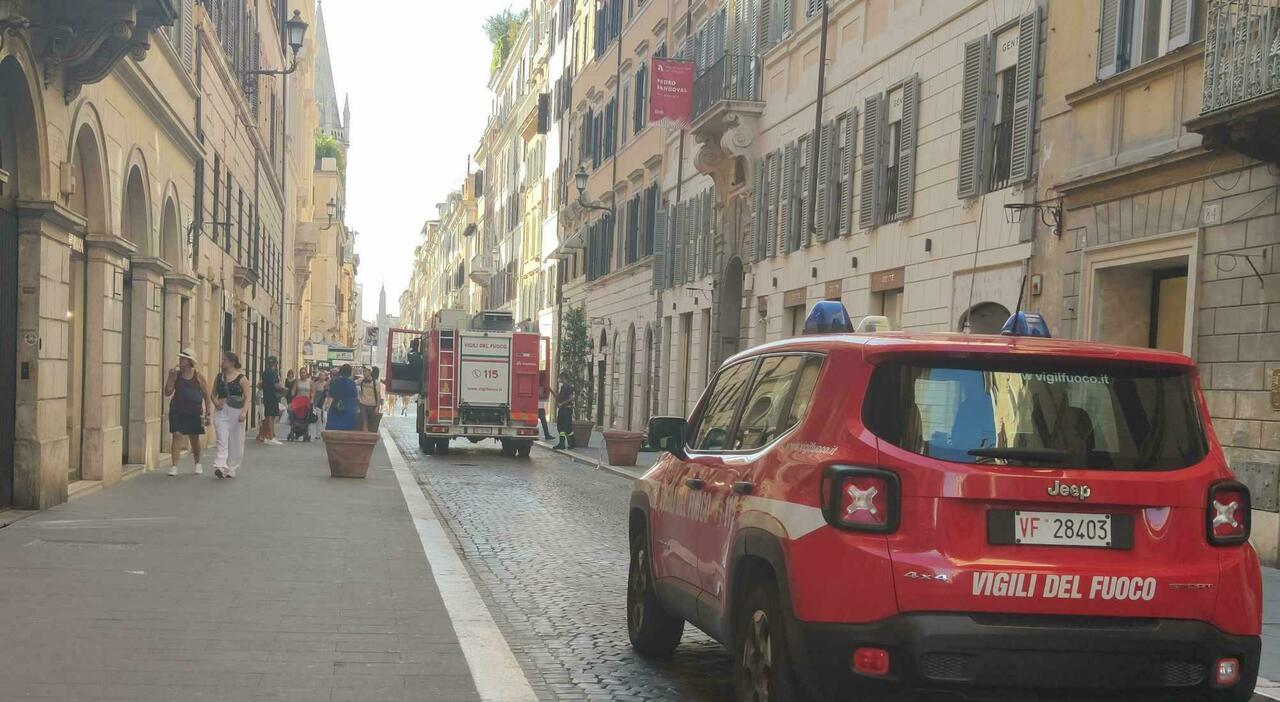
[[1047, 480, 1091, 501]]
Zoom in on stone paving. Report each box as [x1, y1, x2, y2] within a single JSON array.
[[384, 416, 735, 702], [0, 433, 479, 702]]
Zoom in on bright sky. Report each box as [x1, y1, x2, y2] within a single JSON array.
[[321, 0, 511, 322]]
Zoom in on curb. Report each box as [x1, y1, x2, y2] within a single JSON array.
[[1258, 678, 1280, 701], [532, 440, 644, 481]]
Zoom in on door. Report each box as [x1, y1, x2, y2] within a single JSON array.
[[0, 186, 16, 507], [1149, 267, 1187, 352]]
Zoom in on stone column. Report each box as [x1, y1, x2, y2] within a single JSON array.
[[12, 201, 81, 509], [82, 234, 137, 487], [128, 257, 171, 469]]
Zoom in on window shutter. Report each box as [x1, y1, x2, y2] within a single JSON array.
[[840, 108, 856, 236], [958, 36, 989, 198], [752, 158, 766, 262], [780, 143, 795, 254], [895, 74, 919, 220], [1167, 0, 1195, 51], [1097, 0, 1124, 79], [704, 190, 715, 277], [672, 201, 686, 285], [794, 140, 808, 250], [653, 207, 669, 289], [780, 0, 793, 37], [859, 95, 882, 229], [759, 0, 772, 50], [685, 199, 697, 282], [815, 122, 833, 242], [1009, 9, 1040, 185], [180, 0, 195, 70], [766, 151, 781, 257], [733, 0, 746, 56]]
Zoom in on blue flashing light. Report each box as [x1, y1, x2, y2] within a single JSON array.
[[803, 301, 854, 335], [1000, 311, 1051, 338]]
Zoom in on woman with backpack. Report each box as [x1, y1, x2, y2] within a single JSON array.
[[212, 351, 250, 479], [164, 349, 212, 476], [358, 366, 384, 432]]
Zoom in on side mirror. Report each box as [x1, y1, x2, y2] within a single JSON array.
[[648, 416, 688, 460]]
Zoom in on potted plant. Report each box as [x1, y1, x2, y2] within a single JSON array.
[[602, 429, 645, 466], [321, 430, 379, 478], [561, 304, 594, 448]]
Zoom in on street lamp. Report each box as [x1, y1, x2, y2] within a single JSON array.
[[321, 197, 339, 230], [574, 165, 611, 215], [247, 10, 309, 76]]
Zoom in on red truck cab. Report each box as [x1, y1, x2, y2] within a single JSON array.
[[627, 303, 1261, 702]]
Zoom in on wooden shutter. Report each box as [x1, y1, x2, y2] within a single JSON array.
[[759, 0, 772, 50], [685, 199, 697, 282], [840, 108, 856, 236], [1097, 0, 1124, 79], [766, 151, 781, 257], [653, 207, 668, 289], [752, 158, 765, 262], [895, 74, 919, 220], [180, 0, 195, 70], [795, 139, 809, 250], [780, 143, 795, 253], [859, 95, 882, 229], [957, 36, 989, 198], [815, 121, 833, 242], [704, 190, 715, 277], [1167, 0, 1195, 51], [1009, 9, 1040, 185], [780, 0, 793, 36]]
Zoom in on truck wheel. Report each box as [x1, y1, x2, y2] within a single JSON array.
[[435, 439, 450, 455], [627, 521, 684, 656], [419, 433, 433, 454], [733, 578, 808, 702], [499, 440, 516, 457], [515, 441, 532, 458]]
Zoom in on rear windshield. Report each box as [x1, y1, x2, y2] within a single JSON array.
[[864, 359, 1208, 470]]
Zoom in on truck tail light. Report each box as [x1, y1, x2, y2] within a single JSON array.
[[517, 428, 537, 436], [428, 425, 449, 434], [1208, 481, 1250, 546], [821, 466, 900, 534], [1214, 658, 1241, 687]]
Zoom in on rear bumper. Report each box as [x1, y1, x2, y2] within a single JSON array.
[[791, 613, 1259, 701]]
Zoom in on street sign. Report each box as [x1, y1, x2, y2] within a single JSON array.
[[328, 346, 355, 362], [365, 325, 378, 347]]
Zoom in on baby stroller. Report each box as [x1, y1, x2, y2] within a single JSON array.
[[287, 395, 315, 442]]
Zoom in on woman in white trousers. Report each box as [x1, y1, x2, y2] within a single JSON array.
[[212, 350, 250, 478]]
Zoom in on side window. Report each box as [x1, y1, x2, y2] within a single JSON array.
[[733, 355, 824, 450], [690, 360, 756, 451]]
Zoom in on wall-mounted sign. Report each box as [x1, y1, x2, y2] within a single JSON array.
[[783, 287, 807, 308], [870, 266, 906, 293], [328, 347, 355, 362], [649, 58, 695, 128], [824, 280, 843, 300]]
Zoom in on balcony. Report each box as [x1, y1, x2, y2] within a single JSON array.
[[469, 252, 498, 286], [1187, 0, 1280, 162], [692, 55, 763, 123], [690, 55, 765, 193]]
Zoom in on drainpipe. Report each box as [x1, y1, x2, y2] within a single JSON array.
[[807, 0, 830, 240]]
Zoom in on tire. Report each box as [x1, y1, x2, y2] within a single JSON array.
[[627, 522, 684, 656], [734, 578, 807, 702], [419, 433, 433, 454], [499, 440, 516, 457], [435, 438, 450, 455], [515, 441, 532, 458]]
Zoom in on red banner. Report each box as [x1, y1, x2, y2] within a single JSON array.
[[649, 58, 695, 128]]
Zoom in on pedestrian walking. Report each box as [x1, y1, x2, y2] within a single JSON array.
[[257, 356, 284, 445], [284, 369, 297, 401], [164, 349, 212, 476], [325, 364, 360, 431], [313, 371, 329, 433], [358, 366, 384, 432], [212, 351, 249, 479], [548, 377, 575, 449]]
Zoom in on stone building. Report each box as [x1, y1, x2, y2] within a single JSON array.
[[1036, 0, 1280, 561]]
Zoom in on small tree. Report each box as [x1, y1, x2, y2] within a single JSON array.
[[483, 7, 528, 77], [560, 303, 592, 422]]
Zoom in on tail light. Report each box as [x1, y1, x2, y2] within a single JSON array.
[[852, 647, 891, 677], [1213, 658, 1241, 687], [1208, 481, 1250, 545], [821, 466, 900, 533]]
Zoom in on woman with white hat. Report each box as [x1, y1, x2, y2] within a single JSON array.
[[164, 348, 212, 476]]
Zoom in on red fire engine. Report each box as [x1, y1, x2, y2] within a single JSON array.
[[386, 310, 547, 457]]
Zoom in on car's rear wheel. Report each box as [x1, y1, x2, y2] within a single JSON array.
[[627, 522, 683, 656], [734, 579, 807, 702]]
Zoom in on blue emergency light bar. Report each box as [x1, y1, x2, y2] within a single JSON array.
[[803, 301, 854, 334], [1001, 311, 1051, 338]]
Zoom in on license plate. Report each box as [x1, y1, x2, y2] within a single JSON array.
[[988, 510, 1133, 549], [469, 426, 495, 435]]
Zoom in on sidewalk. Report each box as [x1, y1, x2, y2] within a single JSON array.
[[532, 432, 658, 480], [0, 436, 480, 702]]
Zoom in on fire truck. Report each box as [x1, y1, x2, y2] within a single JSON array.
[[386, 310, 547, 457]]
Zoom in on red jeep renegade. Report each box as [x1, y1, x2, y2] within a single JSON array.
[[628, 305, 1260, 701]]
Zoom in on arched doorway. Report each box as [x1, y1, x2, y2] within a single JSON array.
[[596, 329, 607, 427], [624, 324, 636, 430], [718, 256, 744, 363], [66, 123, 109, 482], [0, 55, 42, 508], [120, 165, 150, 466], [960, 302, 1011, 335]]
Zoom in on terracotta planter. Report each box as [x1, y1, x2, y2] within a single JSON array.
[[572, 420, 595, 448], [602, 430, 644, 467], [321, 430, 379, 478]]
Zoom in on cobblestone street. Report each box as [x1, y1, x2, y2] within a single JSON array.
[[383, 416, 734, 701]]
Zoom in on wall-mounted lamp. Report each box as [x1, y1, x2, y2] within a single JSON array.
[[575, 165, 613, 216], [245, 10, 309, 77], [1005, 200, 1063, 236], [321, 197, 339, 231]]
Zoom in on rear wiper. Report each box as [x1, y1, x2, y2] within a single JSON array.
[[967, 447, 1070, 463]]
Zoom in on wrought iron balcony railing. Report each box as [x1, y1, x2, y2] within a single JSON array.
[[1202, 0, 1280, 115], [692, 54, 762, 122]]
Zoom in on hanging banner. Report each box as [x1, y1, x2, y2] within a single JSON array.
[[649, 58, 695, 128]]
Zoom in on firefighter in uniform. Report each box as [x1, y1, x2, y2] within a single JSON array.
[[548, 378, 575, 450]]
